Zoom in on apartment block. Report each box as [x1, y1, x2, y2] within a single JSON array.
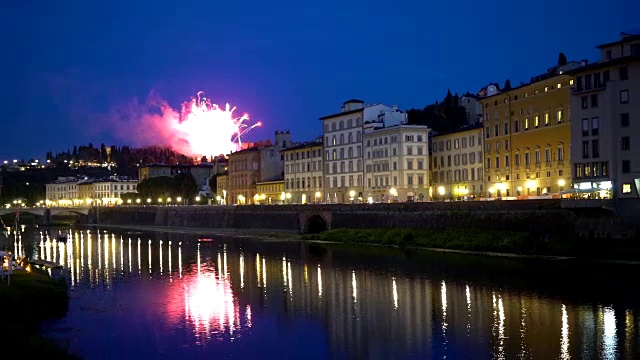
[[283, 140, 324, 204], [480, 63, 578, 199], [430, 125, 484, 200], [568, 32, 640, 198]]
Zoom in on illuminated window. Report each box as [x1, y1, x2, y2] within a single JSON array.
[[557, 110, 563, 123], [525, 118, 530, 130], [534, 115, 539, 128], [570, 79, 574, 85], [622, 183, 631, 194], [557, 83, 561, 89], [545, 113, 549, 125], [545, 86, 549, 92]]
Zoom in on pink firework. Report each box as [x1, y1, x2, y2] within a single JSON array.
[[173, 91, 262, 156]]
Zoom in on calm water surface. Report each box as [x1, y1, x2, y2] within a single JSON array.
[[2, 226, 640, 359]]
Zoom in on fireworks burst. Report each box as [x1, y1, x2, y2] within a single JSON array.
[[111, 91, 262, 158], [174, 91, 261, 157]]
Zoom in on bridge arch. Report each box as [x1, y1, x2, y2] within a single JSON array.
[[304, 214, 328, 234]]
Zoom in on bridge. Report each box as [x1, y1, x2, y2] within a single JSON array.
[[0, 207, 91, 224]]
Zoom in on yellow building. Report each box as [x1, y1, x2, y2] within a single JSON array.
[[430, 125, 485, 200], [255, 180, 285, 204], [77, 181, 94, 201], [480, 65, 576, 198], [227, 147, 261, 204]]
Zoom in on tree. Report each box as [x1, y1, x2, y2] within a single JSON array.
[[174, 173, 198, 199], [558, 52, 567, 66], [208, 176, 217, 195], [201, 156, 208, 163], [503, 79, 512, 90]]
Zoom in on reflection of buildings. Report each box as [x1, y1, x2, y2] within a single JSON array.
[[17, 229, 640, 360]]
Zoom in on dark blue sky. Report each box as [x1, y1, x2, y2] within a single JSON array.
[[1, 0, 637, 160]]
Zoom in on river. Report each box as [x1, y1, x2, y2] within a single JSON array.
[[2, 226, 640, 359]]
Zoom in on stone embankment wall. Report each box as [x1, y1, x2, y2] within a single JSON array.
[[87, 199, 640, 239]]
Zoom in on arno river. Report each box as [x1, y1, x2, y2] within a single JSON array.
[[2, 226, 640, 359]]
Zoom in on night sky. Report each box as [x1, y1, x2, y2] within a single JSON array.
[[1, 0, 637, 160]]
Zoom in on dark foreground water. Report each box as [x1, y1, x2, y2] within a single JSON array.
[[2, 226, 640, 359]]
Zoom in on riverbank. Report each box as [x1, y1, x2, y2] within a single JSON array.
[[0, 269, 77, 359], [302, 228, 640, 261]]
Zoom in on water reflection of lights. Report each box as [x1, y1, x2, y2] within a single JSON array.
[[239, 252, 245, 289], [317, 265, 323, 297], [184, 264, 242, 342], [603, 307, 617, 360], [560, 304, 569, 360], [352, 271, 357, 302], [392, 277, 398, 309], [441, 281, 448, 337], [466, 285, 471, 334]]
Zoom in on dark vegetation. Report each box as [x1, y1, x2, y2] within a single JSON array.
[[130, 173, 198, 201], [0, 269, 77, 359], [406, 90, 471, 134], [302, 228, 640, 260]]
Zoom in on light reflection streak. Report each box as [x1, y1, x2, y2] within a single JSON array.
[[256, 254, 261, 286], [111, 235, 116, 271], [178, 243, 182, 278], [466, 285, 471, 334], [98, 234, 102, 271], [120, 237, 123, 274], [441, 280, 448, 345], [128, 238, 132, 274], [160, 240, 164, 275], [603, 307, 617, 360], [217, 252, 222, 280], [239, 252, 244, 289], [304, 264, 308, 285], [519, 299, 528, 359], [351, 270, 357, 302], [392, 277, 398, 309], [560, 304, 569, 360], [137, 239, 141, 275], [262, 258, 266, 290], [148, 240, 152, 275], [288, 262, 292, 297], [282, 256, 288, 289], [497, 295, 505, 359], [317, 265, 323, 297], [168, 241, 172, 279], [223, 245, 228, 279]]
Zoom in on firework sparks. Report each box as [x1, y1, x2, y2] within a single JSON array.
[[111, 91, 262, 158], [174, 92, 262, 157]]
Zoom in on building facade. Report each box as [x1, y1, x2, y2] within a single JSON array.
[[45, 177, 78, 203], [282, 140, 324, 204], [260, 131, 292, 183], [227, 148, 261, 205], [363, 124, 431, 202], [45, 177, 138, 205], [569, 32, 640, 198], [430, 125, 484, 200], [255, 180, 285, 204], [321, 99, 406, 203], [92, 179, 138, 205], [480, 64, 576, 199], [216, 173, 228, 204]]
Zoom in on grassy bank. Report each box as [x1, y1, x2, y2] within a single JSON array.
[[302, 228, 640, 260], [0, 269, 78, 359]]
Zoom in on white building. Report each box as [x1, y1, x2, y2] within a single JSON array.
[[568, 32, 640, 198], [283, 139, 324, 204], [321, 99, 407, 203], [45, 177, 78, 202], [93, 178, 138, 203], [364, 123, 431, 202]]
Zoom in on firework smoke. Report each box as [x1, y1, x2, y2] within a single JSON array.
[[111, 91, 261, 157]]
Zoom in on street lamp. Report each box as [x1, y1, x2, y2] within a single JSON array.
[[349, 190, 356, 204], [136, 199, 141, 204], [315, 191, 321, 203], [285, 192, 291, 204], [195, 196, 201, 203], [147, 198, 152, 204], [216, 195, 221, 205], [176, 197, 182, 205]]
